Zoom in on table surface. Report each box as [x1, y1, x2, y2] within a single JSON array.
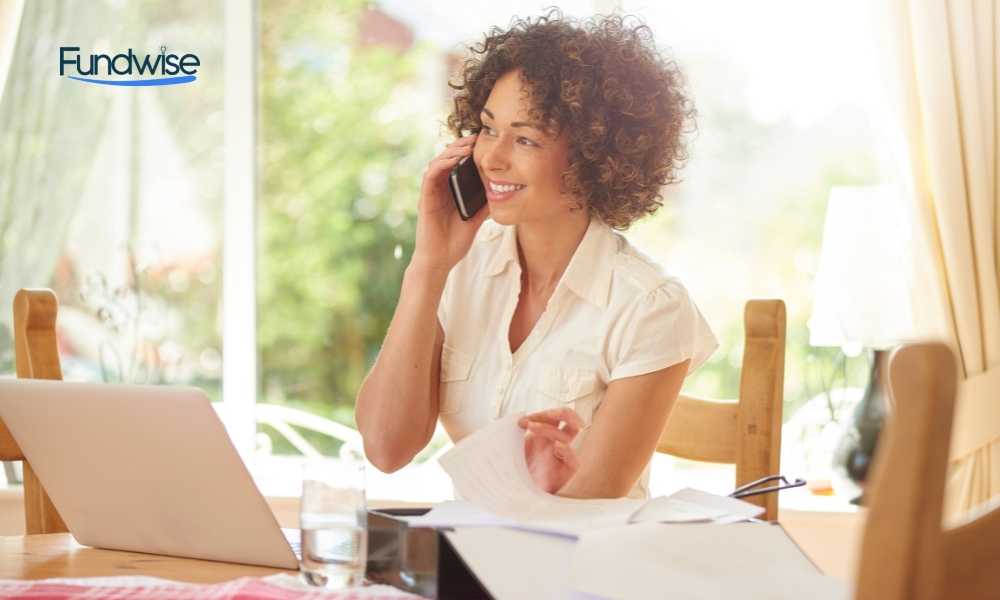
[[0, 534, 292, 583], [0, 495, 865, 584]]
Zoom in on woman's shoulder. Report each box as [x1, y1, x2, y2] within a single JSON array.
[[603, 229, 688, 300]]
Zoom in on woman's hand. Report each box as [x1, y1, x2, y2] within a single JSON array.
[[519, 407, 585, 494], [410, 133, 490, 273]]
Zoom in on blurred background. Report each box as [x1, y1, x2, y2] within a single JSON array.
[[0, 0, 903, 507]]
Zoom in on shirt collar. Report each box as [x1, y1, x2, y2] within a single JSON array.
[[485, 221, 517, 277], [485, 217, 615, 309]]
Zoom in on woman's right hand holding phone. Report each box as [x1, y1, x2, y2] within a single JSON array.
[[410, 133, 489, 274]]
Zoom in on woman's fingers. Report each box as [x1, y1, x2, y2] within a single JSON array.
[[428, 146, 472, 173], [424, 152, 467, 182], [434, 133, 478, 156], [427, 134, 477, 172], [553, 442, 579, 470], [438, 145, 473, 162], [518, 407, 585, 434], [525, 421, 575, 444], [452, 132, 478, 147]]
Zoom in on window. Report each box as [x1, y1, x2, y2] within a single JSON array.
[[2, 1, 890, 506], [0, 1, 225, 396]]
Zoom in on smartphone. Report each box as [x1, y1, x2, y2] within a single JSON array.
[[448, 156, 487, 220]]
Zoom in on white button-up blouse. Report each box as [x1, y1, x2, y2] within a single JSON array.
[[436, 217, 719, 499]]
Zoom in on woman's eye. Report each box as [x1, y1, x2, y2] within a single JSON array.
[[478, 126, 537, 147]]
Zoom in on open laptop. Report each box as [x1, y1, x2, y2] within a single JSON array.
[[0, 378, 300, 569]]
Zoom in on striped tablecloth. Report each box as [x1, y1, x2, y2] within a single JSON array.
[[0, 574, 430, 599]]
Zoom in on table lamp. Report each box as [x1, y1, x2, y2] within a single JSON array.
[[808, 184, 914, 503]]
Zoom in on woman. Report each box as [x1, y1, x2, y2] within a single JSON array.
[[355, 11, 718, 500]]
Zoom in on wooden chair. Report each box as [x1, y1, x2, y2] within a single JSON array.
[[657, 299, 786, 522], [0, 289, 69, 534], [854, 341, 999, 600]]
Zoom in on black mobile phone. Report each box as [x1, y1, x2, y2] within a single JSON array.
[[448, 156, 487, 220]]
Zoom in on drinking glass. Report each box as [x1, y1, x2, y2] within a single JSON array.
[[299, 448, 368, 588]]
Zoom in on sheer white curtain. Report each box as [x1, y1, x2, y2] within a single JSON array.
[[869, 0, 999, 519], [0, 0, 24, 105], [0, 0, 24, 484]]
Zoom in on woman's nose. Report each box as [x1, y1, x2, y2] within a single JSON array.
[[479, 140, 510, 172]]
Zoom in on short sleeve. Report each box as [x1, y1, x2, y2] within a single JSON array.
[[607, 280, 719, 381]]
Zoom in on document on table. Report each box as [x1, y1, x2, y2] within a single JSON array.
[[570, 522, 850, 600], [434, 413, 642, 537], [442, 527, 578, 600], [627, 487, 764, 524]]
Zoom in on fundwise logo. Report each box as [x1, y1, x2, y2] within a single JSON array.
[[59, 45, 200, 86]]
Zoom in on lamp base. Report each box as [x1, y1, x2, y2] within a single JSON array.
[[831, 349, 887, 505]]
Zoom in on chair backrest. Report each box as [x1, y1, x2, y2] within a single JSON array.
[[0, 289, 68, 534], [656, 299, 786, 521], [854, 341, 999, 600]]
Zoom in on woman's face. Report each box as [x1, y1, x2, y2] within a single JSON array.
[[473, 69, 580, 226]]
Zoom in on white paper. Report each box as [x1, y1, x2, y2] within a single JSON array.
[[437, 414, 643, 537], [442, 527, 578, 600], [570, 522, 849, 600], [627, 487, 765, 524]]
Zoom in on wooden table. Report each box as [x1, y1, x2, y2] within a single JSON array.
[[779, 508, 865, 580], [0, 493, 865, 583], [0, 497, 428, 583], [0, 534, 291, 583]]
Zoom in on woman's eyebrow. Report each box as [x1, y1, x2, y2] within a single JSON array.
[[481, 107, 543, 132]]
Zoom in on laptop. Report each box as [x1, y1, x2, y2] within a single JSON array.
[[0, 378, 300, 569]]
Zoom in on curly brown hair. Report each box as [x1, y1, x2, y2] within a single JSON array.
[[446, 8, 697, 230]]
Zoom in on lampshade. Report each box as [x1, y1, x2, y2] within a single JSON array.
[[808, 185, 914, 349]]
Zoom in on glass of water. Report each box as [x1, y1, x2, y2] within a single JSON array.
[[299, 448, 368, 588]]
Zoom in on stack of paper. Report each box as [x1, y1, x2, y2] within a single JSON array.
[[419, 416, 848, 599], [402, 413, 635, 537], [570, 522, 849, 600], [421, 415, 764, 538], [627, 487, 764, 524]]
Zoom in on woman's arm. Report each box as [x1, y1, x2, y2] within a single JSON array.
[[354, 132, 485, 474], [354, 265, 446, 473], [556, 359, 690, 498]]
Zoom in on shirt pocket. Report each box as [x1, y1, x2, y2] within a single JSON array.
[[439, 344, 475, 415], [538, 366, 599, 429]]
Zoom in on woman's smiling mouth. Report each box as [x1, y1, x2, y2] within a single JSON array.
[[486, 178, 526, 202]]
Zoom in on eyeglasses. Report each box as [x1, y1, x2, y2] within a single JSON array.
[[729, 474, 806, 500]]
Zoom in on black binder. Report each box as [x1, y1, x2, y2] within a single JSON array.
[[366, 508, 493, 599]]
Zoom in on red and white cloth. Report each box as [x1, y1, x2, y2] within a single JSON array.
[[0, 575, 430, 600]]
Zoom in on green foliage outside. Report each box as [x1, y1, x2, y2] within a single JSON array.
[[257, 1, 437, 454]]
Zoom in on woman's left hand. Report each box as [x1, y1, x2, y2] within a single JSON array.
[[519, 407, 584, 494]]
